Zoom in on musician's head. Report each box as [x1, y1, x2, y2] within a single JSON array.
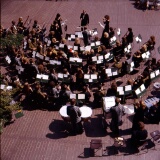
[[12, 21, 16, 25], [19, 17, 23, 21], [104, 15, 110, 21], [150, 35, 155, 42], [34, 20, 38, 24], [56, 13, 61, 18], [115, 97, 121, 105], [83, 10, 86, 14], [109, 27, 114, 31], [75, 37, 80, 44], [104, 32, 109, 38], [128, 28, 132, 32], [116, 41, 121, 46], [138, 121, 145, 130], [70, 98, 76, 106]]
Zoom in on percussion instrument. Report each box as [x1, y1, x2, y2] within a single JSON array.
[[79, 105, 92, 121]]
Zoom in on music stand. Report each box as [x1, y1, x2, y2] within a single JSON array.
[[117, 28, 121, 41], [36, 74, 49, 83], [104, 52, 114, 62], [135, 34, 142, 49], [57, 73, 70, 83], [135, 84, 146, 98], [110, 36, 117, 47], [5, 56, 11, 64], [16, 65, 24, 74], [70, 94, 85, 105]]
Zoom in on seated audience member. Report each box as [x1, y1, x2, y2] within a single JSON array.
[[131, 121, 148, 147]]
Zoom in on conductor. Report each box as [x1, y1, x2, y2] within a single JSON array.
[[80, 10, 89, 31]]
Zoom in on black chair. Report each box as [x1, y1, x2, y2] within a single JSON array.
[[150, 130, 160, 149], [90, 139, 103, 156]]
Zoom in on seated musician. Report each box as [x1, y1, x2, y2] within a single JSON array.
[[140, 44, 148, 54], [17, 17, 24, 34], [132, 51, 142, 67], [109, 27, 115, 38], [100, 32, 110, 49], [75, 67, 84, 90], [113, 56, 123, 75], [113, 41, 123, 57], [81, 85, 91, 104], [61, 38, 68, 55], [141, 70, 151, 88], [131, 121, 148, 147], [28, 38, 37, 51], [93, 85, 105, 108], [10, 21, 17, 34], [106, 81, 117, 96], [51, 37, 59, 47], [145, 35, 156, 51], [74, 38, 81, 55]]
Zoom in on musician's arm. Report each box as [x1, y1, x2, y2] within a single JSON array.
[[99, 22, 104, 28]]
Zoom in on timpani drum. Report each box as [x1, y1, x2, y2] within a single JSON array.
[[59, 105, 70, 121], [79, 105, 92, 122]]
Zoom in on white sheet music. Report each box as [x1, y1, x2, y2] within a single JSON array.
[[89, 79, 93, 82], [85, 45, 91, 51], [125, 85, 132, 91], [103, 96, 116, 111], [112, 71, 118, 76], [63, 74, 68, 78], [42, 75, 49, 80], [92, 56, 97, 61], [91, 74, 97, 79], [36, 74, 42, 79], [91, 42, 95, 47], [70, 94, 76, 99], [140, 84, 145, 92], [6, 86, 12, 90], [98, 55, 103, 60], [95, 41, 100, 46], [135, 88, 141, 95], [117, 87, 124, 92], [80, 46, 85, 51], [44, 38, 48, 43], [5, 56, 11, 64], [150, 72, 155, 79], [71, 35, 75, 39], [73, 46, 78, 51], [59, 43, 64, 48], [105, 68, 111, 74], [105, 53, 110, 59], [78, 94, 85, 99], [84, 74, 90, 79], [0, 84, 5, 90], [36, 52, 40, 58], [131, 62, 134, 67], [45, 56, 50, 61], [58, 73, 63, 79], [155, 70, 160, 76], [39, 54, 44, 60]]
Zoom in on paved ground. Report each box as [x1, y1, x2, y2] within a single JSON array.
[[1, 0, 160, 160]]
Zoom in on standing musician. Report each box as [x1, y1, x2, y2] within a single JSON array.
[[55, 13, 63, 35], [10, 21, 18, 34], [101, 15, 110, 39], [124, 28, 134, 45], [80, 10, 89, 31], [17, 17, 24, 34]]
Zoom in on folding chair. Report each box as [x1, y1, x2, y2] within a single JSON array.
[[90, 139, 103, 156]]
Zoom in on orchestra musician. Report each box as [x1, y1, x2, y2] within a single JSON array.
[[124, 28, 134, 45], [10, 21, 17, 34], [101, 15, 110, 39], [55, 13, 63, 35], [82, 26, 91, 46], [17, 17, 24, 34], [80, 10, 89, 31]]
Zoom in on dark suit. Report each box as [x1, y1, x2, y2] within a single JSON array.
[[82, 29, 90, 46], [80, 13, 89, 27]]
